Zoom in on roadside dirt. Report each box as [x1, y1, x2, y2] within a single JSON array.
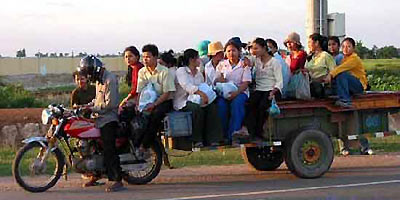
[[0, 108, 43, 128]]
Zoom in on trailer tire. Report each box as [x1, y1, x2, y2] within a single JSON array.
[[285, 129, 334, 178], [241, 146, 283, 171]]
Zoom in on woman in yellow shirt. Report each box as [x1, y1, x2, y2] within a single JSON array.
[[305, 33, 336, 98], [324, 37, 368, 107]]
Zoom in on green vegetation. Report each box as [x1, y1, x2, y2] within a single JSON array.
[[356, 41, 399, 59], [168, 148, 244, 168], [36, 85, 75, 93], [363, 59, 400, 72], [0, 84, 45, 108], [369, 136, 400, 153], [363, 59, 400, 91], [119, 81, 130, 102], [0, 148, 15, 176]]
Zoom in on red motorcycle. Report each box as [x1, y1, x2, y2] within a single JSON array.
[[12, 104, 163, 193]]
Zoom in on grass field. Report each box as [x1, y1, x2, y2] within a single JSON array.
[[363, 59, 400, 72]]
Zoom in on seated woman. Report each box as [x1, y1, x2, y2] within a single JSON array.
[[328, 36, 344, 65], [174, 49, 224, 148], [266, 38, 290, 98], [324, 37, 368, 108], [215, 39, 252, 143], [284, 32, 307, 75], [305, 33, 336, 98], [120, 46, 143, 107], [244, 38, 283, 140]]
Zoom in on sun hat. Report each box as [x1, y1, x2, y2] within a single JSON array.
[[208, 41, 224, 56], [283, 32, 302, 47], [229, 37, 247, 48]]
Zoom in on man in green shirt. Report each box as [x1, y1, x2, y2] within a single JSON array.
[[136, 44, 176, 152], [70, 70, 96, 108]]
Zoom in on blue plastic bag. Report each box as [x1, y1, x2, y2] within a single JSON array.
[[268, 97, 280, 117], [286, 72, 311, 100]]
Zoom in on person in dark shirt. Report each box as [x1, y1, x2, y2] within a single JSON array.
[[70, 70, 96, 108]]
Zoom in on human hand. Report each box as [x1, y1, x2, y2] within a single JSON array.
[[269, 89, 278, 100], [215, 74, 226, 83], [119, 97, 128, 108], [227, 91, 239, 101], [198, 91, 209, 105], [300, 68, 309, 74], [323, 74, 332, 83], [243, 57, 251, 67], [145, 103, 156, 112]]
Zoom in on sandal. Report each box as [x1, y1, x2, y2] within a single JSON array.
[[105, 181, 125, 192], [82, 177, 103, 187]]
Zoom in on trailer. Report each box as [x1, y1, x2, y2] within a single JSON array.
[[162, 91, 400, 178]]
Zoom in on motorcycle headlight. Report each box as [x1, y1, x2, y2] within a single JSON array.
[[41, 109, 51, 125]]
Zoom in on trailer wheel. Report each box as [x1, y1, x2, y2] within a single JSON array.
[[284, 129, 334, 178], [241, 146, 283, 171]]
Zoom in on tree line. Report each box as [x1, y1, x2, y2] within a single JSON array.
[[14, 50, 121, 58], [11, 42, 400, 59], [355, 41, 400, 59]]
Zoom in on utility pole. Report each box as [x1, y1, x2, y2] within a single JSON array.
[[306, 0, 328, 37]]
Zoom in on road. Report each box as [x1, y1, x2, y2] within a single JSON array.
[[1, 154, 399, 200]]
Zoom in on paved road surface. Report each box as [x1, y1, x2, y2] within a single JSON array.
[[1, 154, 399, 200]]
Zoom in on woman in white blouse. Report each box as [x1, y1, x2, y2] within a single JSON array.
[[244, 38, 283, 140], [214, 39, 252, 143], [173, 49, 223, 148]]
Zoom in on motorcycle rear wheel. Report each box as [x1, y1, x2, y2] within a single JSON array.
[[12, 142, 65, 193], [123, 141, 163, 185]]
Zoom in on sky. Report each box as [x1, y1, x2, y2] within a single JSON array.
[[0, 0, 399, 57]]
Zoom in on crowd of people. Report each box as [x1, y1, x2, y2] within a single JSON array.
[[71, 32, 368, 192]]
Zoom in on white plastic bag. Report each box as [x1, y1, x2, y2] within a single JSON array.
[[215, 82, 238, 99], [198, 83, 217, 105], [138, 83, 158, 112], [187, 94, 202, 105], [187, 83, 217, 106]]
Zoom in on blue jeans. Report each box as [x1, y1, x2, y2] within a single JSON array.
[[333, 72, 364, 102], [216, 93, 248, 140]]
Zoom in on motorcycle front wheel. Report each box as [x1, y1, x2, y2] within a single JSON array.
[[12, 142, 65, 193]]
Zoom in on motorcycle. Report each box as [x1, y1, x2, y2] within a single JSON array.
[[12, 104, 163, 193]]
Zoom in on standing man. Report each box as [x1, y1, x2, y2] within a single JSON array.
[[79, 55, 124, 192], [136, 44, 176, 154]]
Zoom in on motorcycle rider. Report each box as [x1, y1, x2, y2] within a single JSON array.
[[79, 55, 124, 192]]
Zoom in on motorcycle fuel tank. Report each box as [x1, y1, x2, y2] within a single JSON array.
[[64, 117, 101, 139]]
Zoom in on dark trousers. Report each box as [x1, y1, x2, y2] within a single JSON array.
[[310, 81, 325, 98], [333, 72, 364, 102], [100, 121, 122, 181], [181, 101, 223, 144], [142, 100, 172, 148], [245, 90, 281, 138]]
